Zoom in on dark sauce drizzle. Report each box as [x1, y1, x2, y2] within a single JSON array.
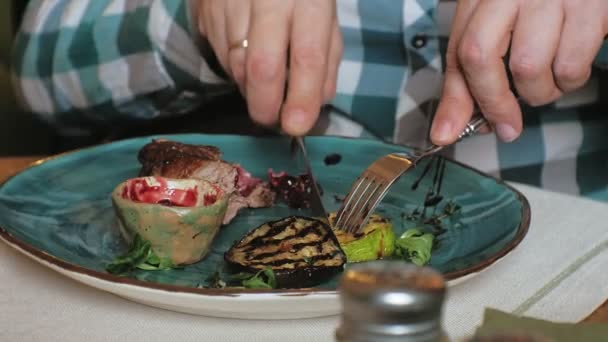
[[406, 155, 453, 240], [324, 153, 342, 166]]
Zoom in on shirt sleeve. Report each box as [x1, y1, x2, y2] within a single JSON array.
[[11, 0, 233, 137], [595, 42, 608, 69]]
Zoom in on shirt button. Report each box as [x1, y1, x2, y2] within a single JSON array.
[[411, 33, 427, 49]]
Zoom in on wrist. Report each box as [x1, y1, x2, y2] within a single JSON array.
[[187, 0, 230, 81], [188, 0, 204, 42]]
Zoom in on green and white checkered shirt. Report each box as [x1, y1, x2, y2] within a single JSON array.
[[11, 0, 608, 201]]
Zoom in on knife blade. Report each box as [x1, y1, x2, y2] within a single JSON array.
[[290, 136, 328, 221]]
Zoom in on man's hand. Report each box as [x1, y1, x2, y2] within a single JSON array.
[[431, 0, 608, 145], [193, 0, 342, 136]]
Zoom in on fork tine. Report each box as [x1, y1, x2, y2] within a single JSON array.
[[337, 175, 375, 232], [335, 175, 367, 228], [344, 178, 382, 233], [344, 178, 387, 233], [344, 174, 385, 233], [348, 180, 394, 234], [336, 153, 414, 233]]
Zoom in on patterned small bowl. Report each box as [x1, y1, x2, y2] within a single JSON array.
[[111, 176, 228, 265]]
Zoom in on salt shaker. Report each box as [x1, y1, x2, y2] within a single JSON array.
[[335, 260, 448, 342]]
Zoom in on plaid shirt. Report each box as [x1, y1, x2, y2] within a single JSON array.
[[11, 0, 608, 201]]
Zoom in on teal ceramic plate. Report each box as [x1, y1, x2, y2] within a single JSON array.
[[0, 135, 530, 319]]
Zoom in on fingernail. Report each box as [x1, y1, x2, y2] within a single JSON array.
[[284, 109, 310, 135], [496, 123, 518, 142], [431, 120, 453, 144]]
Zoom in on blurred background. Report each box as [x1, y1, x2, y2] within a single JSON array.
[[2, 1, 605, 157], [0, 0, 52, 156], [0, 0, 265, 157]]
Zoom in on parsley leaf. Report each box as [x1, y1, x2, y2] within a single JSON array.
[[394, 228, 434, 266], [106, 235, 151, 275], [241, 267, 277, 289], [106, 234, 174, 275], [204, 267, 278, 289]]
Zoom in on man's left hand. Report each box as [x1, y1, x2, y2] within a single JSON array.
[[431, 0, 608, 145]]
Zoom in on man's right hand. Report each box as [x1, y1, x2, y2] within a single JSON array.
[[193, 0, 343, 136]]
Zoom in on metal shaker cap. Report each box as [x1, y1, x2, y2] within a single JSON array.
[[336, 260, 446, 342]]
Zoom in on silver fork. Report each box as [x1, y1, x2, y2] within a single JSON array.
[[334, 114, 488, 234]]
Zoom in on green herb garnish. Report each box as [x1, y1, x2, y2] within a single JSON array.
[[135, 250, 174, 271], [394, 228, 434, 266], [106, 234, 175, 275], [203, 267, 277, 289], [205, 271, 227, 289], [443, 201, 461, 215], [403, 200, 461, 237], [241, 267, 277, 289]]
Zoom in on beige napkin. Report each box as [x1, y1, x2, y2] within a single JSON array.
[[473, 308, 608, 341]]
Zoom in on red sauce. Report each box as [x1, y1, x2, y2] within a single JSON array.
[[267, 169, 316, 209], [121, 177, 214, 207], [203, 193, 217, 206]]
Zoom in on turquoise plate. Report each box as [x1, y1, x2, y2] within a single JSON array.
[[0, 135, 530, 319]]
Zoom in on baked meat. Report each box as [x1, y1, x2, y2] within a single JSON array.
[[138, 139, 275, 224]]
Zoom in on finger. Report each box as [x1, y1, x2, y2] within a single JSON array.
[[199, 1, 229, 74], [509, 1, 563, 106], [191, 0, 202, 35], [431, 0, 480, 145], [245, 0, 291, 127], [281, 0, 335, 136], [553, 1, 606, 93], [323, 21, 343, 102], [458, 0, 522, 142], [225, 0, 251, 94], [478, 125, 492, 134]]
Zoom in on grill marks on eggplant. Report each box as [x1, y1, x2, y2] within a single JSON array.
[[244, 217, 298, 249], [225, 216, 346, 288], [230, 217, 343, 269]]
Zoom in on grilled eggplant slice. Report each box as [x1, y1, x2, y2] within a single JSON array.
[[224, 216, 346, 288]]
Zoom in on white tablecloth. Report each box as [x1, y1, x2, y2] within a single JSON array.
[[1, 183, 608, 341]]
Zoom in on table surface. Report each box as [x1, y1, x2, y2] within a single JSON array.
[[1, 156, 607, 324]]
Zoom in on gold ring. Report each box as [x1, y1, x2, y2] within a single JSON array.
[[230, 39, 248, 51]]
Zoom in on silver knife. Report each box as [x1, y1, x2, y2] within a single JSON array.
[[290, 136, 328, 221]]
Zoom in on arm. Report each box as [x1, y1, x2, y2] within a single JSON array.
[[11, 0, 232, 137]]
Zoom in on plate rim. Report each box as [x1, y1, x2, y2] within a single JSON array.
[[0, 134, 531, 296]]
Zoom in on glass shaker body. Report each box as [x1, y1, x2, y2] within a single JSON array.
[[336, 261, 448, 342]]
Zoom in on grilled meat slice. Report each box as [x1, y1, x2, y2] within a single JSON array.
[[222, 183, 276, 224], [225, 216, 346, 288], [138, 139, 275, 224], [138, 139, 221, 176]]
